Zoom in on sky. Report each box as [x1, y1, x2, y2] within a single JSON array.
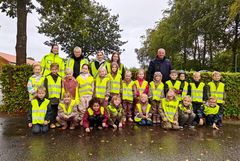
[[0, 0, 169, 68]]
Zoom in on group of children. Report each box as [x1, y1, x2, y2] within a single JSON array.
[[27, 61, 225, 134]]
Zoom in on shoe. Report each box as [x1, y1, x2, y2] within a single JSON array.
[[69, 126, 75, 130], [62, 125, 68, 130], [55, 122, 61, 127], [128, 118, 133, 122], [98, 126, 103, 130], [50, 123, 56, 129], [156, 118, 161, 124], [189, 125, 195, 129]]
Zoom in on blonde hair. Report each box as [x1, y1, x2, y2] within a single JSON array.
[[63, 91, 72, 99], [183, 95, 192, 102], [125, 70, 132, 77], [140, 93, 148, 102], [111, 95, 121, 104], [98, 67, 107, 76], [33, 63, 41, 69], [36, 86, 46, 93], [65, 67, 73, 75], [193, 71, 201, 77], [50, 63, 59, 69], [212, 71, 221, 77]]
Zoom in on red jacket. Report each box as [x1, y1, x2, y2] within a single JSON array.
[[136, 78, 149, 97]]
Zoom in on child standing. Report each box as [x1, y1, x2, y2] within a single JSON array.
[[44, 63, 63, 129], [178, 95, 195, 127], [108, 62, 122, 97], [134, 93, 152, 126], [122, 71, 137, 123], [164, 70, 181, 99], [83, 98, 109, 133], [75, 64, 94, 124], [198, 97, 221, 130], [159, 89, 180, 130], [149, 72, 164, 124], [56, 92, 79, 130], [27, 63, 45, 100], [27, 86, 51, 134], [107, 95, 124, 128], [179, 71, 189, 100], [135, 68, 149, 100], [62, 68, 78, 98]]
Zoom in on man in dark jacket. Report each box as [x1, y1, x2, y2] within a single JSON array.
[[147, 48, 172, 83]]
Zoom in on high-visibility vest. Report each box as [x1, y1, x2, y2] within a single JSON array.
[[107, 104, 122, 115], [135, 80, 148, 95], [90, 61, 107, 78], [108, 74, 121, 94], [166, 80, 181, 90], [161, 98, 179, 123], [40, 53, 65, 77], [46, 75, 62, 99], [181, 81, 189, 98], [76, 75, 94, 97], [134, 103, 151, 122], [203, 104, 219, 116], [59, 100, 76, 115], [150, 81, 164, 101], [31, 98, 50, 124], [28, 76, 45, 99], [95, 76, 109, 99], [190, 82, 205, 103], [179, 103, 192, 112], [208, 82, 225, 104], [122, 81, 135, 101], [106, 61, 123, 76], [87, 106, 105, 116], [66, 58, 89, 74]]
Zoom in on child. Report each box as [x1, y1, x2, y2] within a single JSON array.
[[134, 93, 152, 126], [135, 68, 149, 100], [122, 71, 137, 123], [107, 95, 124, 128], [27, 86, 51, 134], [75, 64, 94, 124], [27, 63, 45, 100], [179, 71, 189, 99], [44, 63, 63, 129], [149, 72, 164, 124], [93, 67, 110, 107], [159, 89, 180, 130], [82, 98, 109, 132], [178, 95, 195, 127], [198, 97, 221, 130], [164, 70, 181, 99], [108, 62, 122, 97], [56, 92, 79, 130], [62, 68, 78, 98], [207, 71, 225, 125]]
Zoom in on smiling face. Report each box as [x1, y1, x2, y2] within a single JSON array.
[[51, 66, 59, 75], [96, 51, 104, 61], [81, 64, 89, 74], [170, 73, 178, 80], [99, 68, 106, 77], [63, 94, 71, 104], [212, 73, 221, 81], [92, 103, 100, 111], [111, 64, 118, 73], [113, 97, 121, 106], [208, 97, 217, 107], [140, 94, 148, 103], [74, 49, 82, 58], [179, 73, 186, 81], [167, 89, 176, 100], [137, 70, 145, 79], [33, 65, 41, 75], [51, 45, 59, 54], [37, 89, 46, 100], [112, 53, 119, 62], [193, 72, 201, 82], [125, 72, 132, 82], [157, 49, 165, 59], [183, 97, 191, 107]]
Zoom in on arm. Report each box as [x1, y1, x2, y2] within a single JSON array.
[[44, 78, 49, 98], [40, 56, 46, 76], [27, 104, 32, 123], [102, 110, 109, 124], [143, 84, 149, 96], [147, 61, 154, 82], [105, 80, 110, 97], [173, 109, 179, 122], [203, 85, 208, 101], [44, 103, 52, 122], [121, 65, 125, 79], [27, 78, 36, 95], [82, 111, 90, 128], [158, 102, 167, 121], [187, 84, 191, 96]]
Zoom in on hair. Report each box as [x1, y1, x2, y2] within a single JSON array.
[[98, 67, 107, 76], [73, 46, 82, 53], [111, 51, 121, 67], [33, 63, 41, 70], [183, 95, 192, 102], [35, 86, 46, 99], [137, 68, 145, 78], [193, 71, 201, 77], [166, 89, 177, 100], [212, 71, 221, 77], [82, 63, 89, 69], [208, 96, 217, 102], [111, 95, 121, 105], [50, 44, 58, 53], [154, 72, 162, 80], [63, 91, 72, 99], [65, 67, 73, 75], [140, 93, 148, 103], [89, 98, 100, 107], [50, 63, 59, 69], [125, 70, 132, 77], [170, 70, 178, 75], [111, 62, 119, 74]]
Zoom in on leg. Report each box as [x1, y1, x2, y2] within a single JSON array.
[[178, 113, 189, 126], [161, 121, 172, 130], [146, 119, 153, 126], [139, 119, 147, 126], [186, 113, 196, 126], [151, 101, 158, 124], [32, 124, 41, 134], [69, 116, 79, 129], [95, 115, 104, 127], [41, 125, 49, 133], [88, 116, 97, 128], [51, 104, 59, 123], [172, 122, 180, 130], [205, 115, 214, 126], [79, 97, 88, 122], [127, 102, 133, 122]]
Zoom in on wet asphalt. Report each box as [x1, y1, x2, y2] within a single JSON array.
[[0, 114, 239, 161]]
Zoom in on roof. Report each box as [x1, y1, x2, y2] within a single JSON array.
[[0, 52, 36, 65]]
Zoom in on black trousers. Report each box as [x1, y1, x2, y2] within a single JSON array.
[[88, 115, 104, 128], [32, 124, 48, 134]]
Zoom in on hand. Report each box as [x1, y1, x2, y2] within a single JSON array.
[[85, 128, 90, 133], [199, 118, 204, 125], [162, 117, 167, 122], [173, 121, 178, 125], [44, 120, 48, 125], [212, 123, 219, 130], [186, 110, 191, 114], [105, 96, 109, 101], [28, 123, 32, 128], [64, 115, 69, 119], [102, 122, 107, 127]]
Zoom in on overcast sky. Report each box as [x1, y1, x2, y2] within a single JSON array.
[[0, 0, 169, 68]]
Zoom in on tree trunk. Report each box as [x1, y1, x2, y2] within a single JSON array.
[[15, 0, 27, 65], [209, 34, 213, 69], [202, 34, 207, 68], [232, 14, 239, 72]]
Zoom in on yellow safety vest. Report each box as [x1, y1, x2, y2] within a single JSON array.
[[135, 80, 148, 95], [208, 82, 225, 104], [108, 73, 121, 94], [122, 81, 135, 101], [40, 53, 65, 77], [31, 98, 50, 124], [203, 104, 219, 116], [190, 82, 205, 103], [181, 81, 189, 98], [107, 104, 122, 114], [106, 61, 123, 76], [95, 76, 109, 99], [66, 58, 89, 73], [88, 106, 105, 116], [59, 100, 76, 115], [134, 103, 151, 122], [76, 75, 94, 97], [166, 80, 181, 90], [28, 76, 45, 100], [90, 61, 107, 78], [46, 75, 62, 99], [150, 81, 164, 101], [161, 98, 179, 123], [179, 103, 192, 112]]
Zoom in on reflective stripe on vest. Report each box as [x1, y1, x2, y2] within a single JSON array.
[[59, 100, 75, 115], [46, 75, 62, 98], [203, 104, 219, 116], [208, 82, 225, 104], [135, 80, 148, 95], [181, 81, 189, 98], [162, 98, 179, 123], [31, 98, 50, 124], [77, 75, 94, 97], [107, 104, 122, 114], [106, 62, 123, 76], [179, 103, 192, 112], [134, 103, 151, 122], [95, 77, 109, 99], [88, 106, 105, 116], [166, 80, 181, 90], [108, 74, 121, 94], [150, 81, 164, 101], [66, 58, 88, 74], [122, 81, 135, 101], [29, 76, 45, 99], [190, 82, 205, 103]]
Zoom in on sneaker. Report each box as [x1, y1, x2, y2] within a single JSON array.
[[98, 126, 103, 130], [62, 125, 68, 130], [189, 125, 195, 129], [128, 118, 133, 122], [69, 126, 75, 130], [55, 122, 61, 127], [50, 123, 56, 129]]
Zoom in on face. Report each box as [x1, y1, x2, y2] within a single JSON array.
[[111, 65, 118, 73], [170, 73, 178, 80], [193, 73, 201, 82], [155, 75, 161, 82], [208, 98, 217, 107], [167, 90, 175, 100], [212, 74, 221, 81], [82, 65, 89, 74], [33, 66, 41, 75], [52, 45, 59, 54], [99, 69, 106, 77], [65, 72, 73, 79], [97, 52, 104, 61], [179, 73, 185, 81], [113, 98, 121, 106], [51, 66, 59, 75], [37, 90, 45, 99], [140, 94, 148, 103], [74, 49, 82, 58], [112, 54, 119, 62], [92, 103, 100, 111], [138, 71, 144, 79], [157, 49, 165, 59], [63, 95, 71, 104], [125, 73, 132, 82], [183, 98, 191, 106]]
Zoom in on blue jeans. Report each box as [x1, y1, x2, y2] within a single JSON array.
[[32, 124, 48, 134], [138, 119, 153, 126]]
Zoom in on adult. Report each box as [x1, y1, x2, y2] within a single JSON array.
[[106, 51, 125, 79], [90, 50, 107, 78], [147, 48, 172, 83], [66, 46, 89, 78], [40, 44, 65, 77]]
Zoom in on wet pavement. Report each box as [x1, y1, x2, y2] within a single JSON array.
[[0, 114, 239, 161]]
